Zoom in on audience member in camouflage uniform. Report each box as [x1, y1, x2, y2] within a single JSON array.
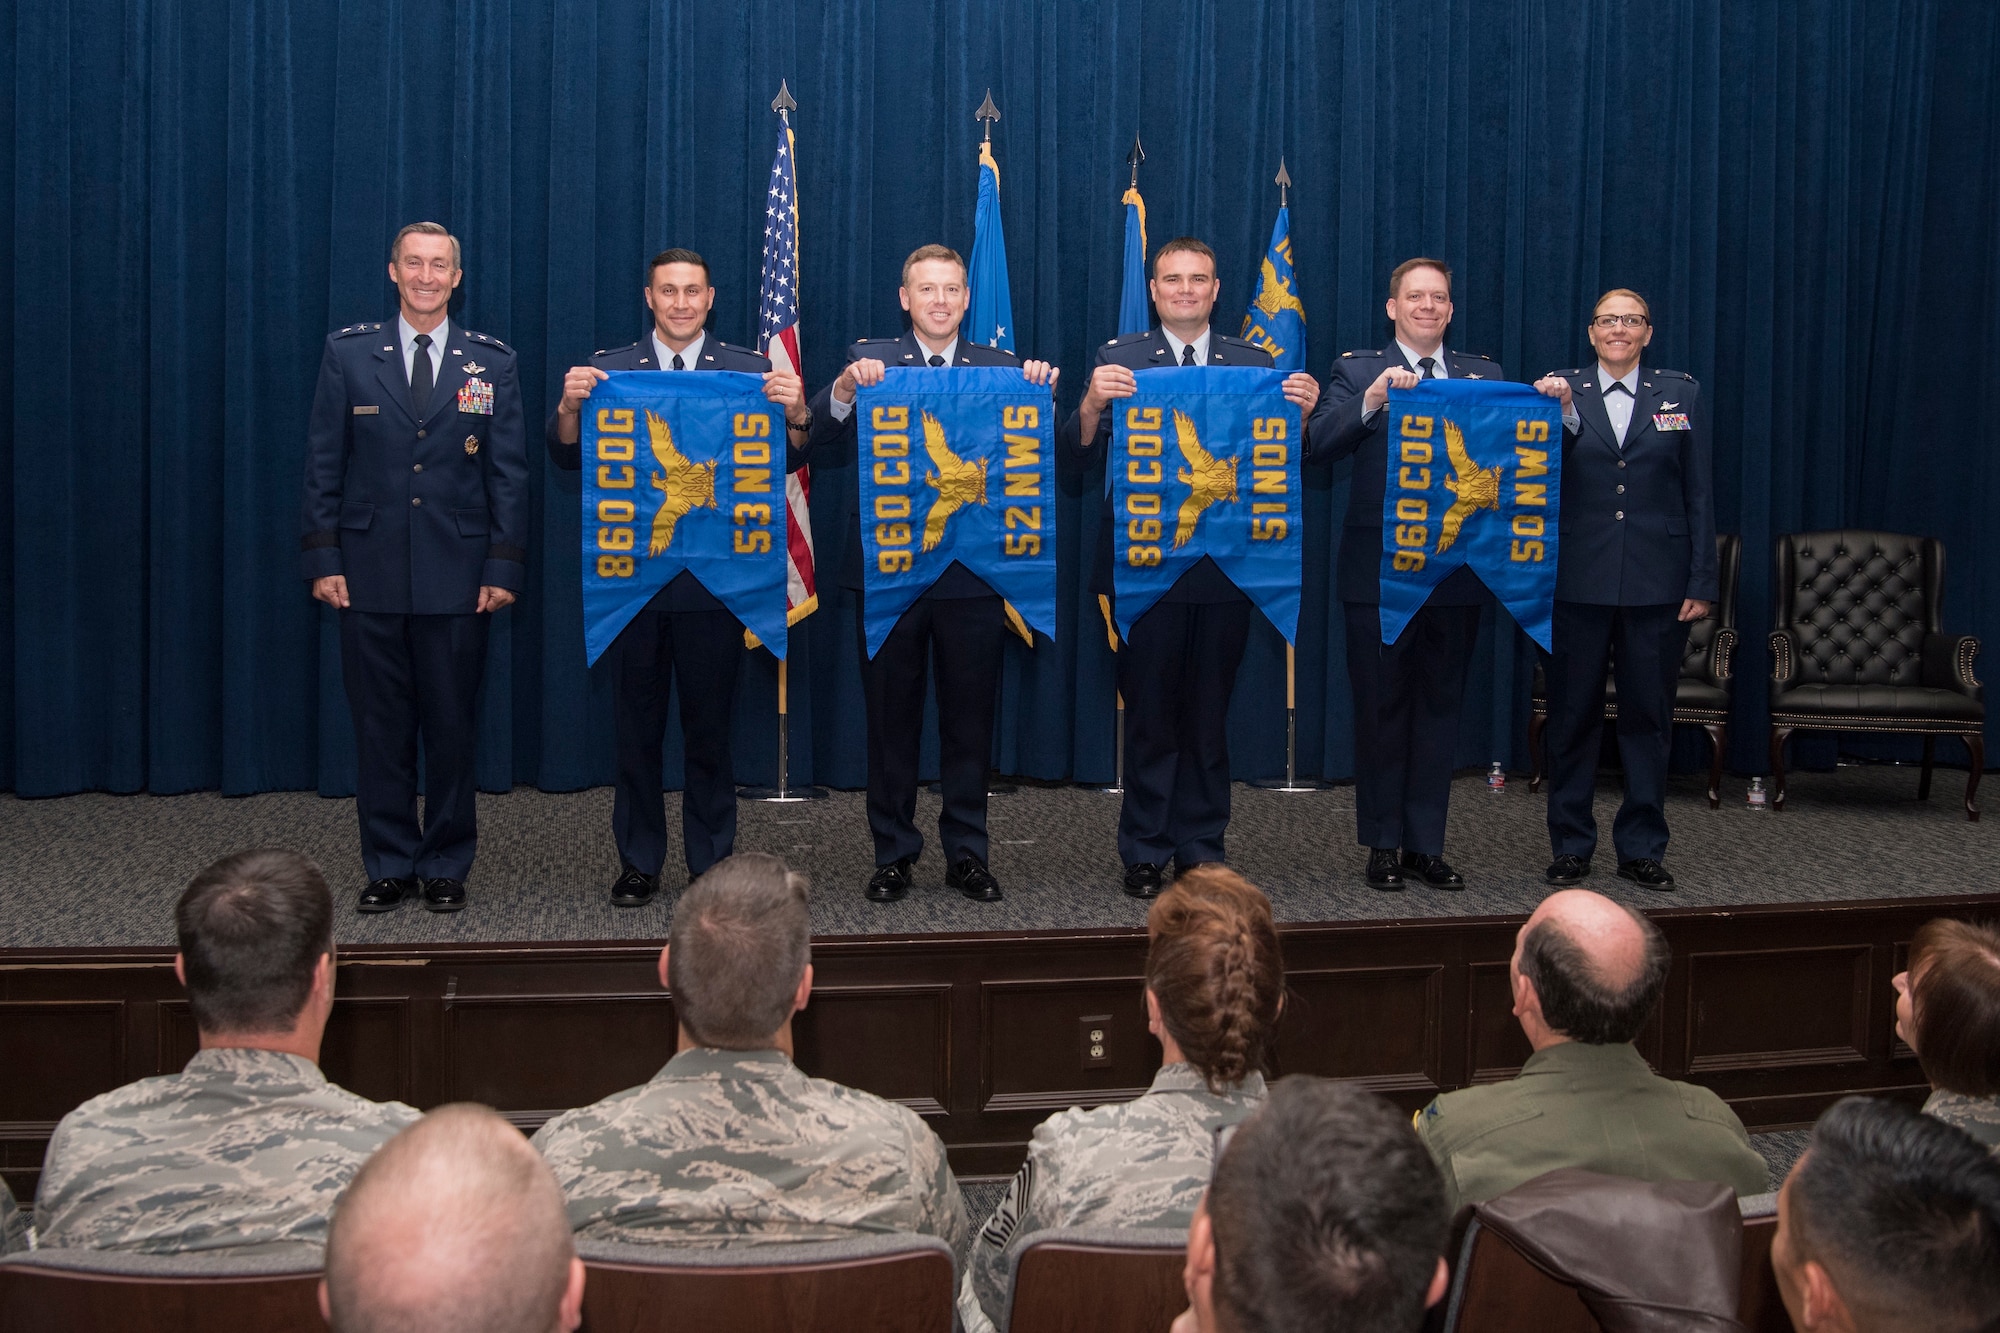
[[1173, 1079, 1451, 1333], [324, 1104, 585, 1333], [533, 853, 968, 1255], [1896, 918, 2000, 1156], [34, 849, 417, 1254], [2, 1178, 28, 1253], [961, 867, 1285, 1332]]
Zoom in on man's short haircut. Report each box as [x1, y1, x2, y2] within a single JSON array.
[[901, 244, 967, 286], [1517, 902, 1669, 1044], [667, 853, 812, 1048], [1908, 917, 2000, 1096], [1152, 236, 1217, 277], [326, 1103, 575, 1333], [389, 221, 461, 270], [1388, 257, 1451, 299], [646, 247, 711, 286], [176, 848, 333, 1035], [1207, 1078, 1447, 1333], [1592, 287, 1652, 320], [1788, 1096, 2000, 1333]]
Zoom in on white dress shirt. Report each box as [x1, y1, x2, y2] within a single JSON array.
[[1598, 362, 1641, 445], [1162, 327, 1213, 367], [653, 330, 706, 371], [398, 314, 449, 387]]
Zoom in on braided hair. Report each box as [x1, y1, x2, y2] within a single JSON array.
[[1145, 866, 1285, 1092]]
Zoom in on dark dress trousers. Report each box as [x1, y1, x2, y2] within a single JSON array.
[[1056, 329, 1273, 869], [301, 318, 529, 882], [801, 331, 1021, 869], [1543, 366, 1716, 864], [1305, 344, 1502, 856], [546, 334, 781, 880]]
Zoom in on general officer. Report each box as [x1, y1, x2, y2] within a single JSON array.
[[1539, 289, 1716, 891], [1060, 238, 1320, 899], [548, 248, 811, 907], [1306, 257, 1572, 893], [301, 222, 529, 914], [800, 244, 1057, 905]]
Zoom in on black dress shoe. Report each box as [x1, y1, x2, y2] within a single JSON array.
[[1122, 863, 1165, 899], [1544, 854, 1592, 886], [1364, 848, 1405, 891], [1617, 858, 1676, 890], [421, 878, 467, 913], [609, 867, 657, 908], [357, 877, 416, 913], [1400, 852, 1465, 890], [865, 858, 914, 903], [946, 856, 1003, 902]]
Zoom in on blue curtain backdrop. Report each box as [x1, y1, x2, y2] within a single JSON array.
[[4, 0, 1996, 798]]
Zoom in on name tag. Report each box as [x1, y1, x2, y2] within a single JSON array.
[[458, 377, 495, 416], [352, 405, 380, 415], [1653, 412, 1691, 432]]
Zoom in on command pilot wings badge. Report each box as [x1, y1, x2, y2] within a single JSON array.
[[645, 410, 719, 556], [1171, 410, 1240, 548], [919, 411, 988, 552], [1435, 419, 1501, 555]]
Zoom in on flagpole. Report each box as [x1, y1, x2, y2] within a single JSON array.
[[742, 78, 826, 805]]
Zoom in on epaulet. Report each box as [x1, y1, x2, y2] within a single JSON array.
[[1339, 348, 1384, 359], [592, 340, 640, 358], [1556, 368, 1584, 377], [1104, 331, 1152, 347], [853, 337, 902, 349], [1215, 333, 1262, 351], [711, 339, 762, 358], [464, 330, 512, 352], [1654, 368, 1696, 382], [1466, 351, 1496, 362], [332, 322, 383, 339]]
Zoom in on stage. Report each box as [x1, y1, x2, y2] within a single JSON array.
[[3, 765, 1994, 1201]]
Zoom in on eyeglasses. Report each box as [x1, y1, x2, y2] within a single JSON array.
[[1591, 314, 1650, 329]]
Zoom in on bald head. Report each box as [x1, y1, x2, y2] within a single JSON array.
[[1512, 890, 1669, 1045], [324, 1104, 583, 1333]]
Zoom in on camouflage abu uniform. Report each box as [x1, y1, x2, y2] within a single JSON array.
[[1924, 1090, 2000, 1155], [2, 1178, 29, 1254], [34, 1048, 418, 1254], [961, 1064, 1267, 1332], [531, 1047, 969, 1256]]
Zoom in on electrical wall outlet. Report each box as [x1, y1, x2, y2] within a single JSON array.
[[1079, 1014, 1113, 1069]]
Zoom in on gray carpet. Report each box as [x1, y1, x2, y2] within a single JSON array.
[[2, 764, 1991, 949]]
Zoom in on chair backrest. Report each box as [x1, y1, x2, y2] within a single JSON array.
[[575, 1231, 955, 1333], [1003, 1225, 1188, 1333], [1735, 1194, 1790, 1333], [1774, 530, 1942, 686], [0, 1245, 326, 1333], [1683, 533, 1743, 681]]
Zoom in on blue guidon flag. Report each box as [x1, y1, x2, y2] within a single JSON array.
[[1109, 366, 1304, 643], [580, 372, 791, 664], [855, 367, 1058, 657], [1380, 378, 1563, 649]]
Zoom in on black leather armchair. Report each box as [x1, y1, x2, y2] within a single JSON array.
[[1767, 530, 1984, 819], [1530, 534, 1741, 809]]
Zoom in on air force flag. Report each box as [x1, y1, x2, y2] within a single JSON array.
[[855, 368, 1058, 657], [1379, 378, 1562, 649], [580, 372, 790, 665], [1110, 367, 1303, 643]]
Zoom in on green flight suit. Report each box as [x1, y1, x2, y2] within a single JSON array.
[[1414, 1041, 1768, 1215]]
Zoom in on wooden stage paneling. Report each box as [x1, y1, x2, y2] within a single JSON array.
[[5, 893, 1987, 1200]]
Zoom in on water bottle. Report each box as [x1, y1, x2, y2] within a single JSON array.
[[1746, 776, 1768, 810], [1487, 761, 1506, 791]]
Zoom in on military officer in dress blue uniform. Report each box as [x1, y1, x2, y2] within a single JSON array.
[[1060, 239, 1321, 899], [301, 222, 529, 914], [800, 245, 1057, 905], [1307, 258, 1574, 893], [549, 248, 811, 907], [1539, 290, 1716, 891]]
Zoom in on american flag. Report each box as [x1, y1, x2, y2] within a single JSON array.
[[757, 112, 818, 626]]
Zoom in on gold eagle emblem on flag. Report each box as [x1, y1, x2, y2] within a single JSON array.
[[1171, 410, 1240, 548], [1251, 256, 1307, 320], [645, 410, 718, 557], [1435, 418, 1502, 555], [920, 411, 988, 553]]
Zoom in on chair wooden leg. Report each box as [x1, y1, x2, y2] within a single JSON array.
[[1528, 711, 1547, 793], [1704, 722, 1728, 809], [1919, 734, 1936, 801], [1769, 726, 1792, 812], [1966, 734, 1985, 822]]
